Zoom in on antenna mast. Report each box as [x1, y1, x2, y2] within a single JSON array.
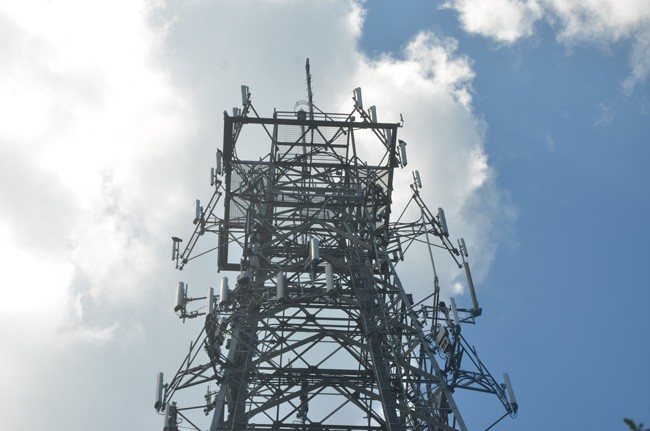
[[155, 60, 518, 431], [306, 58, 314, 121]]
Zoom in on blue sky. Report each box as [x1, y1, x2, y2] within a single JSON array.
[[1, 1, 649, 430], [374, 2, 650, 429], [359, 1, 650, 429]]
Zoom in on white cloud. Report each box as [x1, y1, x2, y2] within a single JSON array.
[[442, 0, 543, 43], [0, 2, 198, 426], [443, 0, 650, 92], [623, 26, 650, 94], [0, 1, 514, 429], [593, 102, 616, 128], [403, 32, 476, 107], [0, 0, 196, 317], [548, 0, 650, 94], [548, 0, 650, 42], [342, 31, 514, 289]]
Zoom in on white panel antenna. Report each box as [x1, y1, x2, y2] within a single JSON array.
[[219, 277, 229, 306], [460, 237, 469, 257], [435, 324, 450, 352], [216, 149, 223, 175], [463, 262, 480, 311], [276, 271, 286, 301], [450, 297, 460, 326], [155, 372, 164, 410], [369, 105, 377, 122], [171, 236, 182, 261], [194, 200, 201, 225], [163, 403, 173, 428], [213, 317, 227, 347], [325, 262, 335, 295], [353, 87, 363, 109], [241, 85, 250, 105], [174, 282, 186, 312], [207, 287, 214, 315], [413, 170, 422, 189], [310, 238, 320, 261], [399, 140, 408, 167], [503, 373, 518, 410], [437, 207, 449, 237]]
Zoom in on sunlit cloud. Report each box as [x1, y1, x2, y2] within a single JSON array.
[[442, 0, 650, 93], [442, 0, 543, 44]]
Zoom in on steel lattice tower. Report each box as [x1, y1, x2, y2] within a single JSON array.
[[155, 60, 518, 431]]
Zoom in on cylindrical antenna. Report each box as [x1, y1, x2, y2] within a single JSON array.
[[503, 373, 518, 412], [154, 372, 164, 410], [325, 262, 334, 294], [463, 262, 479, 311], [353, 87, 363, 109], [219, 277, 229, 306], [399, 140, 408, 167], [369, 105, 377, 122], [438, 207, 449, 237], [276, 271, 286, 301], [450, 297, 460, 325], [310, 238, 320, 261], [206, 287, 214, 316], [174, 282, 185, 312]]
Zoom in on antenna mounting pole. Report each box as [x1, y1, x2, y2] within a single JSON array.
[[305, 58, 314, 121]]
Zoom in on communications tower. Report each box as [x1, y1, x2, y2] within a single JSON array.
[[154, 60, 518, 431]]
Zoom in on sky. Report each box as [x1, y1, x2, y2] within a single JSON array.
[[1, 0, 649, 430]]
